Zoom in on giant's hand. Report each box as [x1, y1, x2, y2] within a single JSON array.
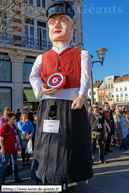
[[71, 95, 86, 110], [41, 85, 58, 96]]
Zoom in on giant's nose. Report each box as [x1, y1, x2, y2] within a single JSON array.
[[54, 20, 61, 28]]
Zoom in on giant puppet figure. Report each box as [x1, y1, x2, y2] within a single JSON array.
[[30, 1, 93, 186]]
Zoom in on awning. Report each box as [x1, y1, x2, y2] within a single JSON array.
[[24, 89, 39, 102]]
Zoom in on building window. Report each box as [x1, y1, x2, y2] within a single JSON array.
[[109, 93, 112, 99], [102, 90, 104, 94], [37, 0, 45, 8], [116, 88, 118, 92], [105, 84, 107, 90], [99, 90, 101, 94], [99, 96, 103, 101], [120, 94, 123, 101], [124, 86, 127, 91], [120, 87, 122, 91], [25, 18, 34, 47], [23, 57, 36, 83], [116, 95, 119, 102], [0, 53, 12, 82], [25, 0, 33, 5], [108, 84, 110, 89], [111, 83, 113, 88], [125, 94, 128, 101], [99, 96, 104, 101], [0, 88, 12, 112], [37, 21, 47, 49]]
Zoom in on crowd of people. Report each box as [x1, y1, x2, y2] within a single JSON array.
[[88, 102, 129, 164], [0, 107, 37, 186], [0, 102, 129, 186]]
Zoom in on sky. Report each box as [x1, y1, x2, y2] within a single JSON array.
[[82, 0, 129, 82]]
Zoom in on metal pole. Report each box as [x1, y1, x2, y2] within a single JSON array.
[[90, 61, 102, 106], [90, 68, 94, 106]]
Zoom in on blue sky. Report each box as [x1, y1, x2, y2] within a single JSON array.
[[82, 0, 129, 82]]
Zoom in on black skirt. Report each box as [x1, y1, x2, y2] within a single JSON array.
[[31, 99, 93, 184]]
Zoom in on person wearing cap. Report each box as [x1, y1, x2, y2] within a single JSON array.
[[30, 1, 93, 186]]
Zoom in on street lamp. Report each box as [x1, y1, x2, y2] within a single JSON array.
[[90, 48, 108, 105]]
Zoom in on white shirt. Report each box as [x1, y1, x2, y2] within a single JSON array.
[[29, 44, 92, 101]]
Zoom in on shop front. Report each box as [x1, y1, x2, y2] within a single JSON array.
[[23, 88, 39, 111]]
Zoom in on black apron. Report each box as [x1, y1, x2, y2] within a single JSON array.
[[31, 99, 93, 184]]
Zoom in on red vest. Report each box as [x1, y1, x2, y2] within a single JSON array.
[[40, 47, 81, 89]]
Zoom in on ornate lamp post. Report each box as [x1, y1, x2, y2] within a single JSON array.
[[90, 48, 108, 105]]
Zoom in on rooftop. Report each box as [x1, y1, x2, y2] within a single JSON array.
[[115, 74, 129, 83], [89, 80, 103, 88]]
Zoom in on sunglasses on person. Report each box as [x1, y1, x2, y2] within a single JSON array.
[[93, 106, 98, 109]]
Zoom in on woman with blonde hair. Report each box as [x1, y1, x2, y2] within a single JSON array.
[[18, 112, 34, 166], [113, 108, 123, 148]]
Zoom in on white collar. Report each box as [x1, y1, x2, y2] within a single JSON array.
[[52, 44, 70, 54]]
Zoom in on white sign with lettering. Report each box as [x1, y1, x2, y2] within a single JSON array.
[[43, 120, 60, 133]]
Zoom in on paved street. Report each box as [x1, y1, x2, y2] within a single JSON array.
[[2, 146, 129, 193]]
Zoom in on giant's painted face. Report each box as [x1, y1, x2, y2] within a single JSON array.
[[48, 14, 74, 44]]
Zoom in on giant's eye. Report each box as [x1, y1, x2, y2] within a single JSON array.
[[49, 20, 54, 25], [62, 19, 66, 23]]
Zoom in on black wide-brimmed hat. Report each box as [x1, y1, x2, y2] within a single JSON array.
[[46, 1, 74, 19]]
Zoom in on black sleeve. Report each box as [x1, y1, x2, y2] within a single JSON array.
[[102, 113, 105, 124]]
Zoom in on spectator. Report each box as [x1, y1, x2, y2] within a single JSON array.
[[126, 108, 129, 120], [0, 107, 9, 128], [15, 109, 21, 123], [89, 103, 107, 164], [32, 112, 37, 150], [123, 105, 129, 113], [115, 104, 119, 110], [27, 109, 34, 123], [113, 109, 122, 148], [18, 112, 34, 166], [110, 103, 116, 146], [99, 108, 104, 114], [0, 112, 22, 186], [104, 102, 113, 153], [127, 109, 129, 146], [120, 111, 129, 149], [88, 106, 92, 115], [110, 104, 116, 116]]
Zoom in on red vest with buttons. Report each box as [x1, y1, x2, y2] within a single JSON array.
[[40, 47, 81, 89]]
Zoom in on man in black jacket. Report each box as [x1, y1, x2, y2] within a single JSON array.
[[104, 102, 114, 153], [89, 103, 107, 164]]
